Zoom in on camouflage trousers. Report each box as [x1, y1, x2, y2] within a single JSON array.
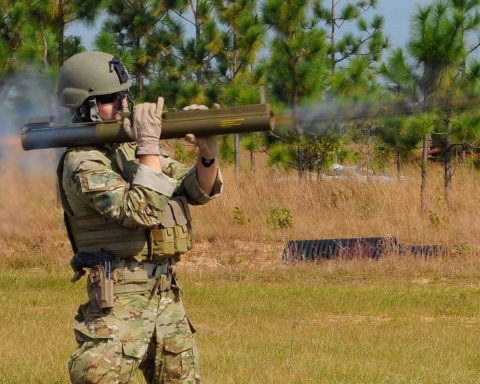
[[68, 286, 200, 384]]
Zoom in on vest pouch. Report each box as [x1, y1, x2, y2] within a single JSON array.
[[152, 205, 176, 257], [170, 198, 193, 254], [151, 198, 193, 259]]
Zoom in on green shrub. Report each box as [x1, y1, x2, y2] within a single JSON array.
[[233, 206, 250, 225], [331, 190, 349, 208], [266, 205, 293, 229], [428, 209, 450, 228], [358, 201, 377, 219], [451, 241, 472, 256]]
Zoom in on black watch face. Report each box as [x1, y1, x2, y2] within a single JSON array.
[[201, 157, 215, 167]]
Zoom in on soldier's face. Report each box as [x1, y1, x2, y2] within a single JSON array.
[[97, 93, 128, 121]]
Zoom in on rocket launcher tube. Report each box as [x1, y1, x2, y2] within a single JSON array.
[[21, 104, 273, 151]]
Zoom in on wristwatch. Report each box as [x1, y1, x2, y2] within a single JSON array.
[[200, 157, 215, 168]]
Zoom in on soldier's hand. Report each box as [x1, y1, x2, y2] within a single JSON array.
[[124, 97, 164, 156], [182, 104, 218, 159], [185, 134, 218, 159], [182, 103, 209, 111]]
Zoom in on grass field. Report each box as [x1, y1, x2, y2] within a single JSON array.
[[0, 150, 479, 383], [0, 259, 479, 383]]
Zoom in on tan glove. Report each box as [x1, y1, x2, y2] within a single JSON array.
[[185, 134, 218, 159], [124, 97, 164, 156], [182, 103, 209, 111], [182, 104, 218, 158]]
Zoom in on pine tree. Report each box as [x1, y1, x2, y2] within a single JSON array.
[[314, 0, 388, 73], [18, 0, 101, 68], [173, 0, 218, 85], [409, 0, 480, 207], [0, 1, 23, 80], [381, 0, 480, 210], [262, 0, 328, 178], [329, 56, 383, 174], [213, 0, 265, 173], [99, 0, 183, 97], [379, 48, 422, 175]]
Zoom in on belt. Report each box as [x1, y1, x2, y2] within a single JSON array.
[[115, 258, 173, 279], [112, 258, 176, 295]]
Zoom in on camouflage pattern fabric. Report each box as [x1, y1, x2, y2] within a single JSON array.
[[62, 143, 194, 230], [62, 142, 222, 232], [68, 289, 200, 384], [61, 143, 222, 383]]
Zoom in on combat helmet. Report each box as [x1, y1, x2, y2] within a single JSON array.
[[58, 51, 132, 120]]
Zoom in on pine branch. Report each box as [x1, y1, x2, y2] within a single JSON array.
[[468, 41, 480, 54], [334, 28, 379, 64], [269, 131, 295, 144], [171, 9, 195, 27]]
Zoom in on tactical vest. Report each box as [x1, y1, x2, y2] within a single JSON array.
[[58, 144, 193, 262]]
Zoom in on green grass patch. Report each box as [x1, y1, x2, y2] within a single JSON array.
[[0, 262, 479, 383]]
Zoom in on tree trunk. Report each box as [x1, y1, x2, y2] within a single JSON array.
[[58, 22, 64, 66], [58, 0, 65, 66], [232, 30, 237, 80], [135, 37, 143, 94], [297, 146, 306, 180], [420, 134, 429, 213], [396, 148, 401, 179], [136, 72, 143, 94], [292, 91, 301, 136], [232, 27, 241, 174], [234, 133, 240, 174], [330, 0, 336, 73], [40, 21, 49, 69], [420, 87, 430, 214], [292, 91, 305, 179], [193, 0, 203, 83], [444, 112, 453, 206]]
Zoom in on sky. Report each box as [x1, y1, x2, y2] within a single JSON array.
[[375, 0, 430, 49], [67, 0, 432, 52]]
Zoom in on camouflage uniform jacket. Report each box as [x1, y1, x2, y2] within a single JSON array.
[[59, 142, 223, 262]]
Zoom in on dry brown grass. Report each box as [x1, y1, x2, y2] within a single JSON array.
[[0, 150, 478, 269], [0, 149, 69, 268], [191, 155, 479, 255]]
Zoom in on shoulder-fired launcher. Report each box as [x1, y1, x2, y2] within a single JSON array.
[[21, 104, 273, 151]]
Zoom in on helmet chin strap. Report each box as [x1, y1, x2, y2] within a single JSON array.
[[75, 97, 102, 122], [88, 98, 102, 122]]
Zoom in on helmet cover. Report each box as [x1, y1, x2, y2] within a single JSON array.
[[58, 51, 132, 109]]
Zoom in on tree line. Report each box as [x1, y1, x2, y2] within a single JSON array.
[[1, 0, 480, 211]]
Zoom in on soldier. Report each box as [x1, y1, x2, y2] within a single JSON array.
[[56, 51, 222, 383]]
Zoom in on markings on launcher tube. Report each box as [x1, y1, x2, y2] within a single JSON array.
[[219, 118, 245, 128]]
